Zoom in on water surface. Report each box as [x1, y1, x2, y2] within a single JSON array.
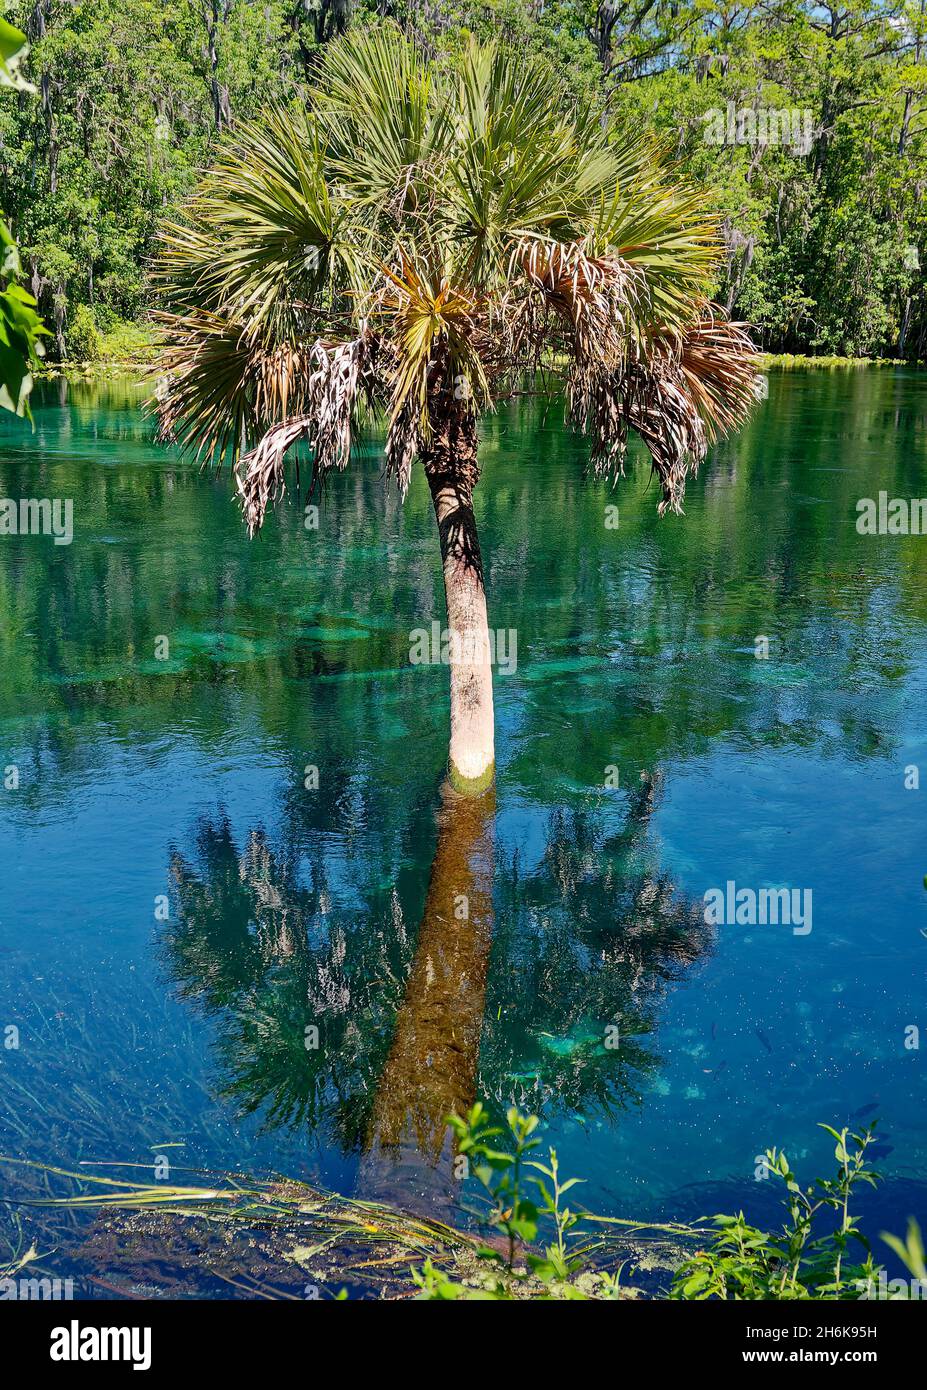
[[1, 369, 925, 1288]]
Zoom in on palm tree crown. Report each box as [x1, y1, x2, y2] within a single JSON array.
[[153, 24, 757, 526]]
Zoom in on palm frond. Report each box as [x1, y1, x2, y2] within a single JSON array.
[[234, 338, 368, 535], [571, 306, 759, 514], [678, 313, 762, 441], [152, 308, 261, 463], [597, 173, 722, 335], [371, 253, 490, 421], [154, 107, 365, 343], [311, 24, 453, 223], [449, 39, 621, 285], [506, 235, 642, 373]]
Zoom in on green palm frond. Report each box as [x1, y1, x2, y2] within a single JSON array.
[[312, 24, 453, 222], [373, 253, 491, 423], [449, 40, 616, 283], [597, 174, 721, 334], [152, 309, 258, 463], [155, 107, 365, 342]]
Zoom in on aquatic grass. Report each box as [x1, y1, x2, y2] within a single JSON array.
[[0, 1155, 482, 1261], [3, 1110, 921, 1300], [758, 354, 907, 370], [0, 963, 299, 1269], [0, 1149, 705, 1300]]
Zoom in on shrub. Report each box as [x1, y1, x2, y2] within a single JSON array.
[[66, 303, 102, 362]]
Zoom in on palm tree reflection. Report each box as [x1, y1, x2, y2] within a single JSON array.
[[481, 775, 710, 1119], [165, 820, 410, 1150], [162, 771, 711, 1193], [361, 782, 495, 1199]]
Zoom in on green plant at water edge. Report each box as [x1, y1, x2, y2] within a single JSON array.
[[671, 1124, 884, 1300], [4, 1112, 920, 1300], [0, 220, 46, 414], [415, 1110, 923, 1302], [413, 1104, 631, 1300]]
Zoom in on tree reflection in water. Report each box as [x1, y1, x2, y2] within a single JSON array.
[[162, 772, 712, 1205]]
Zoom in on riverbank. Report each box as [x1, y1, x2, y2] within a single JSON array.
[[3, 1107, 918, 1302], [759, 353, 908, 369], [37, 336, 914, 384]]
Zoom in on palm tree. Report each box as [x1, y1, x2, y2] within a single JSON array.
[[153, 24, 758, 791]]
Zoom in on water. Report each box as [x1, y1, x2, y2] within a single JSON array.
[[0, 369, 925, 1286]]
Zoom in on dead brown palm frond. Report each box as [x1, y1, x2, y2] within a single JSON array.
[[570, 304, 759, 515], [384, 385, 420, 498], [677, 312, 762, 442], [622, 352, 710, 516], [505, 236, 643, 375], [234, 417, 313, 537], [234, 337, 369, 535]]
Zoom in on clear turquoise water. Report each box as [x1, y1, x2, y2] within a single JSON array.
[[0, 369, 925, 1285]]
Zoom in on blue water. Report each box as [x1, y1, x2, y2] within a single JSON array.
[[0, 368, 925, 1288]]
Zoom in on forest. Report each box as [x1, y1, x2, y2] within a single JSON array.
[[0, 0, 925, 363]]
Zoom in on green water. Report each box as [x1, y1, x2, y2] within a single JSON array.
[[0, 369, 925, 1291]]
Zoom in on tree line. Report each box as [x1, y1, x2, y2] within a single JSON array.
[[0, 0, 924, 361]]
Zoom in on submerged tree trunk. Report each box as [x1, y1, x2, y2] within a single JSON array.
[[421, 407, 495, 792]]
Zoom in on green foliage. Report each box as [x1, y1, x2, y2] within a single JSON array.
[[0, 0, 304, 353], [412, 1103, 623, 1299], [671, 1124, 884, 1300], [0, 0, 922, 361], [881, 1218, 927, 1284], [415, 1108, 923, 1302], [0, 18, 48, 414], [65, 302, 101, 362]]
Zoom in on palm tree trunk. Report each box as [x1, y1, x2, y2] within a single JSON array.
[[422, 413, 495, 792]]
